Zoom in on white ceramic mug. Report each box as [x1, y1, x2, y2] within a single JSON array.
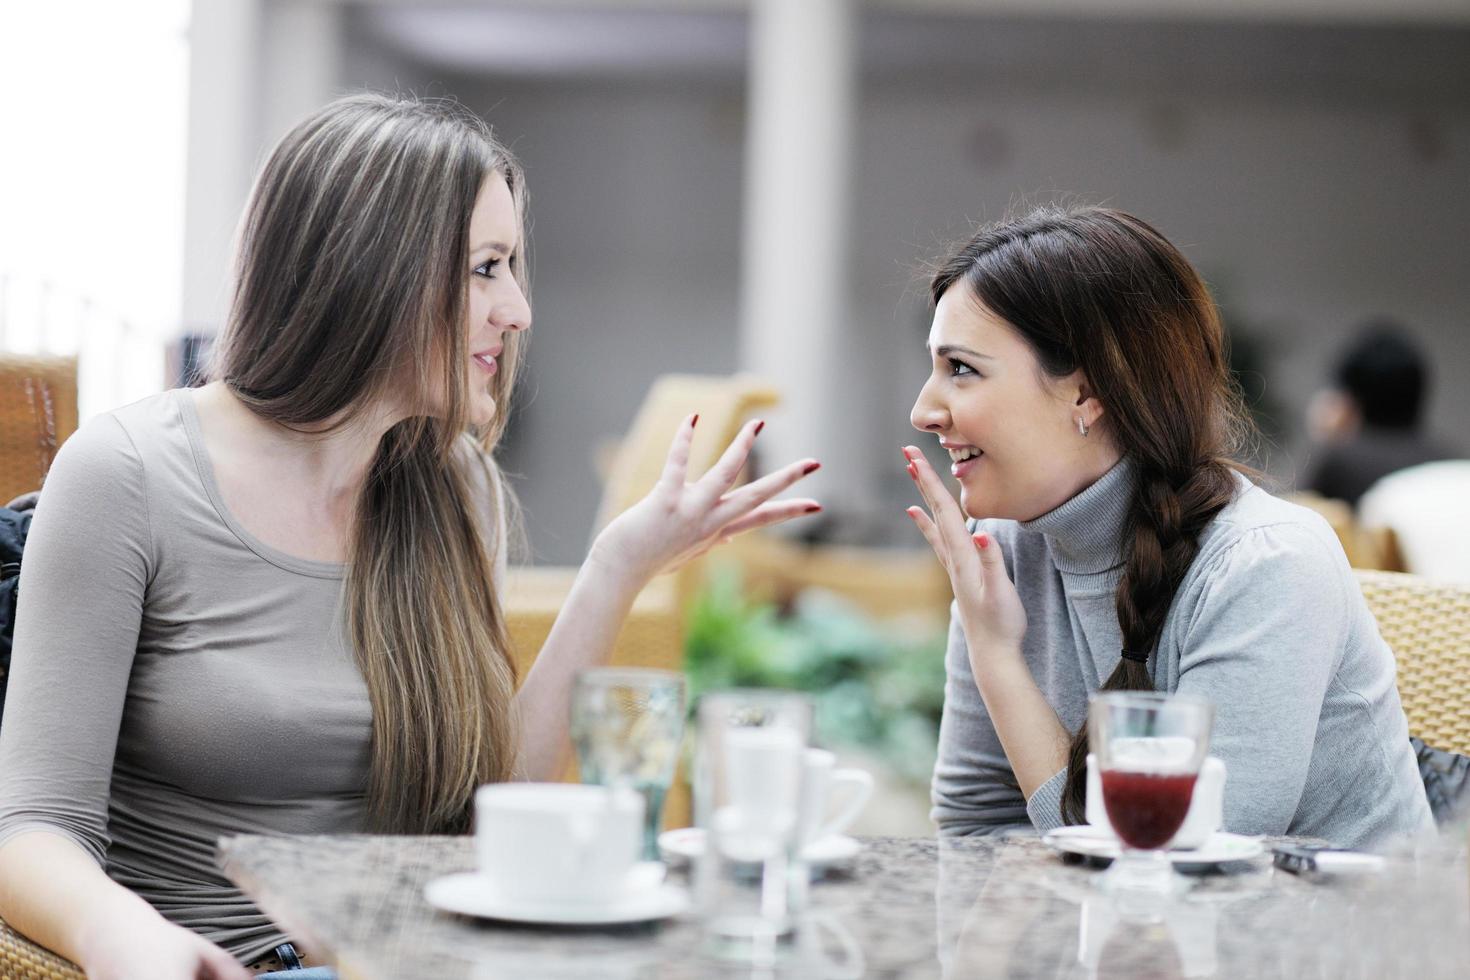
[[474, 783, 644, 905], [1085, 753, 1226, 850], [798, 749, 874, 848]]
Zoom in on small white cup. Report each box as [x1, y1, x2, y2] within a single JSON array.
[[1085, 753, 1226, 850], [475, 783, 644, 905], [797, 749, 874, 848], [722, 725, 806, 840]]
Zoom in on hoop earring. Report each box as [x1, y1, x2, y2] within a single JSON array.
[[1076, 417, 1090, 437]]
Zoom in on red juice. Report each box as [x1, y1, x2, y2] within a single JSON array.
[[1100, 770, 1198, 849]]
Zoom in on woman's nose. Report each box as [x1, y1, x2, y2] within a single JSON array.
[[493, 287, 532, 334], [911, 381, 948, 433]]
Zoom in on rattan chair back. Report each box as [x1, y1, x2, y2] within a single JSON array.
[[0, 918, 84, 980], [1358, 569, 1470, 756], [0, 354, 78, 503]]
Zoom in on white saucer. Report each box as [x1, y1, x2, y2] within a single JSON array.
[[1042, 825, 1265, 868], [657, 827, 861, 869], [425, 864, 689, 925]]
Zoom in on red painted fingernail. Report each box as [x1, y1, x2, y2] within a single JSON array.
[[805, 504, 822, 513], [802, 461, 820, 475], [906, 463, 917, 478], [901, 447, 914, 460], [691, 414, 699, 427], [754, 420, 765, 436], [975, 533, 989, 548]]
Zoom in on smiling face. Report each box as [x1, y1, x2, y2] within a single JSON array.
[[910, 287, 1120, 521], [463, 171, 530, 426]]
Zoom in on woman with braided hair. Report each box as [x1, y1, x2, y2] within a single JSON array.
[[904, 205, 1432, 848]]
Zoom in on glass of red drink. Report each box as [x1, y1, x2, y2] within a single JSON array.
[[1089, 692, 1214, 897]]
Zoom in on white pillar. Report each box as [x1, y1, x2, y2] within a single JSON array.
[[182, 0, 343, 343], [259, 0, 345, 149], [182, 0, 262, 337], [739, 0, 860, 512]]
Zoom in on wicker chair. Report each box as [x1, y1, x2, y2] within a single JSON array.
[[1286, 491, 1405, 572], [1358, 569, 1470, 756], [0, 917, 83, 980], [0, 355, 78, 504], [0, 356, 85, 975]]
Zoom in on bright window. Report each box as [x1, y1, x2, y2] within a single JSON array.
[[0, 0, 190, 417]]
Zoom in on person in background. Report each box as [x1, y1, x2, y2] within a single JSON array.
[[1304, 320, 1455, 508], [902, 205, 1433, 850], [0, 94, 821, 980]]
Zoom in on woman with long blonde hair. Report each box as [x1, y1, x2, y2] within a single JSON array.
[[0, 94, 819, 979]]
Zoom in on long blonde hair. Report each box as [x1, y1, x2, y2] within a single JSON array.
[[213, 93, 527, 833]]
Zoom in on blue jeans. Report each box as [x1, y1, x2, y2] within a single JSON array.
[[253, 942, 338, 979]]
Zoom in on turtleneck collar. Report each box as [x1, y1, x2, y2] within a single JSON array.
[[1019, 456, 1136, 575]]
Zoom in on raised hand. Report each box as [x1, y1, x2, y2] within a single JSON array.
[[901, 445, 1027, 655], [592, 415, 821, 585]]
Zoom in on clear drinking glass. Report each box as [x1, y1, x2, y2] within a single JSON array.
[[693, 689, 813, 963], [570, 667, 687, 861], [1089, 691, 1214, 899]]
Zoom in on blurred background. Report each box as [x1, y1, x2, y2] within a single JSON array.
[[3, 0, 1468, 830]]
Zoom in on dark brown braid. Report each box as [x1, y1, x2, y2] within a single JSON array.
[[930, 206, 1254, 825]]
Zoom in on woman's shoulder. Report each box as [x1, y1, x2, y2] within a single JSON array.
[[50, 390, 187, 481], [1189, 479, 1351, 590]]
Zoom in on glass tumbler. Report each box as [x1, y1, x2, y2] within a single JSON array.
[[1089, 691, 1214, 902], [693, 689, 813, 963], [570, 667, 687, 861]]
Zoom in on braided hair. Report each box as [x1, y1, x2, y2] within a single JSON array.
[[930, 206, 1253, 824]]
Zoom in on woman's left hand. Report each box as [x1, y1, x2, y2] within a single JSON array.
[[902, 445, 1028, 654], [591, 415, 821, 586]]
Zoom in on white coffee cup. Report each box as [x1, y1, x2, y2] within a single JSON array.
[[721, 725, 806, 839], [1085, 753, 1226, 850], [798, 749, 873, 848], [474, 783, 644, 905]]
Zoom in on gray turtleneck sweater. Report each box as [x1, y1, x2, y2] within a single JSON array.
[[930, 460, 1434, 849]]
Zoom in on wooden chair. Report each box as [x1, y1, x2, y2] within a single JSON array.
[[1358, 569, 1470, 756], [0, 355, 78, 503], [1286, 491, 1405, 572], [725, 535, 951, 622]]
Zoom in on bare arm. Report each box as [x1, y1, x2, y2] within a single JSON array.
[[513, 415, 820, 781], [0, 832, 247, 980]]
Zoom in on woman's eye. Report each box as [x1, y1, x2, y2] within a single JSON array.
[[947, 358, 977, 378], [474, 258, 501, 279]]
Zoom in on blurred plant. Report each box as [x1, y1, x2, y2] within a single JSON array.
[[684, 563, 949, 785]]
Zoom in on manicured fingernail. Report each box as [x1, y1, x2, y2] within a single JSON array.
[[802, 461, 820, 475], [901, 446, 914, 460], [691, 414, 699, 427], [753, 420, 765, 436], [906, 463, 917, 478], [805, 504, 822, 513], [974, 533, 989, 548]]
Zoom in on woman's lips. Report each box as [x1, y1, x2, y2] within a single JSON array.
[[472, 353, 497, 375], [951, 452, 983, 479]]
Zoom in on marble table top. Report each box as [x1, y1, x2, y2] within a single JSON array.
[[217, 832, 1470, 979]]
